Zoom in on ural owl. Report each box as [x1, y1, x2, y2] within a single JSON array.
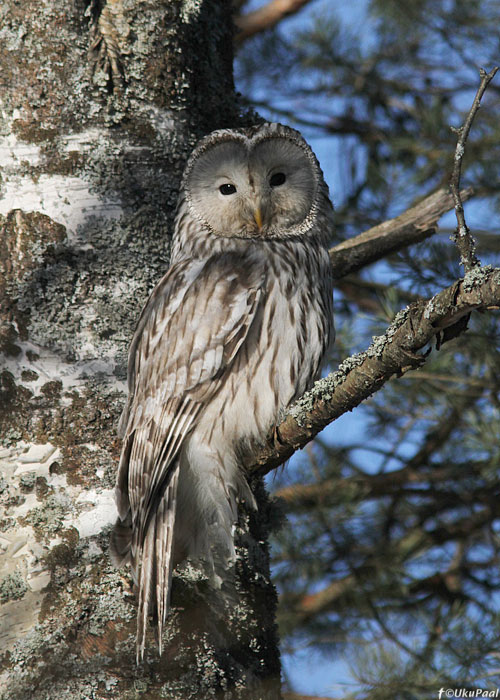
[[110, 122, 335, 661]]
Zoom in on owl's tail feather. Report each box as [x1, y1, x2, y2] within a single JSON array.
[[155, 465, 179, 656], [136, 517, 155, 663], [136, 462, 180, 663]]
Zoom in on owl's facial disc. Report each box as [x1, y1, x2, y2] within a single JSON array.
[[187, 136, 318, 238]]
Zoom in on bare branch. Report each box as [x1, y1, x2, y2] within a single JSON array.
[[282, 504, 496, 629], [275, 464, 461, 510], [330, 187, 473, 279], [450, 66, 498, 271], [335, 274, 421, 315], [275, 400, 473, 510], [282, 575, 356, 623], [235, 0, 314, 43], [247, 266, 500, 475]]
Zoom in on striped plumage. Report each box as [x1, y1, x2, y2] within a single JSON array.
[[110, 123, 335, 661]]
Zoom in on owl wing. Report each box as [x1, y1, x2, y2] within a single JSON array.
[[112, 251, 265, 660], [116, 252, 265, 529]]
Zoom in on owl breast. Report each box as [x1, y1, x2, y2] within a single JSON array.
[[174, 237, 333, 562]]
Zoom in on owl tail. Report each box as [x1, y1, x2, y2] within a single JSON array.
[[136, 462, 180, 663]]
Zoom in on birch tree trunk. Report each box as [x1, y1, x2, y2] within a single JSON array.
[[0, 1, 281, 697]]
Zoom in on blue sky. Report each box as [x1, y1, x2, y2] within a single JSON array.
[[237, 2, 377, 695], [235, 1, 500, 697]]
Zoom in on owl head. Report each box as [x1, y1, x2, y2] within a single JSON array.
[[182, 122, 328, 239]]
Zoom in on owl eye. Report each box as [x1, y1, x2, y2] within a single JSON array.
[[219, 183, 237, 195], [269, 172, 286, 187]]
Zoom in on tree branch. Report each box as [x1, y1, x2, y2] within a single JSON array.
[[285, 575, 357, 622], [274, 463, 470, 510], [334, 274, 421, 315], [246, 266, 500, 475], [282, 501, 497, 628], [450, 66, 498, 271], [274, 400, 474, 510], [329, 186, 473, 279], [235, 0, 314, 43]]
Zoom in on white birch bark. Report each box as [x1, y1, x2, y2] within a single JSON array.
[[0, 2, 281, 697]]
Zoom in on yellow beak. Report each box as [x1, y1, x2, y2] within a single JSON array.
[[254, 207, 263, 231]]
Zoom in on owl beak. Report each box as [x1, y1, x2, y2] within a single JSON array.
[[253, 207, 263, 231]]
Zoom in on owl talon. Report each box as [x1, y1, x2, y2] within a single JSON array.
[[274, 425, 286, 446]]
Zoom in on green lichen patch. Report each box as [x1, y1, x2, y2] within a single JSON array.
[[463, 264, 493, 292], [21, 494, 68, 540], [0, 571, 28, 603], [18, 472, 36, 493], [0, 210, 67, 351], [6, 561, 138, 699], [365, 305, 412, 357]]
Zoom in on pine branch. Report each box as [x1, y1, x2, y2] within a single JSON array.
[[247, 266, 500, 475], [235, 0, 315, 43], [282, 502, 497, 628], [275, 393, 481, 513], [283, 575, 356, 622], [329, 186, 473, 279], [334, 274, 421, 315]]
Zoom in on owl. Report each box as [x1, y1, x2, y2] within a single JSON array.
[[110, 122, 335, 661]]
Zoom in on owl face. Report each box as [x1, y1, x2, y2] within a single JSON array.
[[184, 125, 321, 239]]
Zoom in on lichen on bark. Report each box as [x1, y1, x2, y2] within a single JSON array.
[[0, 1, 281, 697]]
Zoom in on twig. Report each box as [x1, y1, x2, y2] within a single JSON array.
[[329, 186, 473, 279], [274, 397, 478, 510], [450, 66, 498, 271], [235, 0, 314, 43]]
